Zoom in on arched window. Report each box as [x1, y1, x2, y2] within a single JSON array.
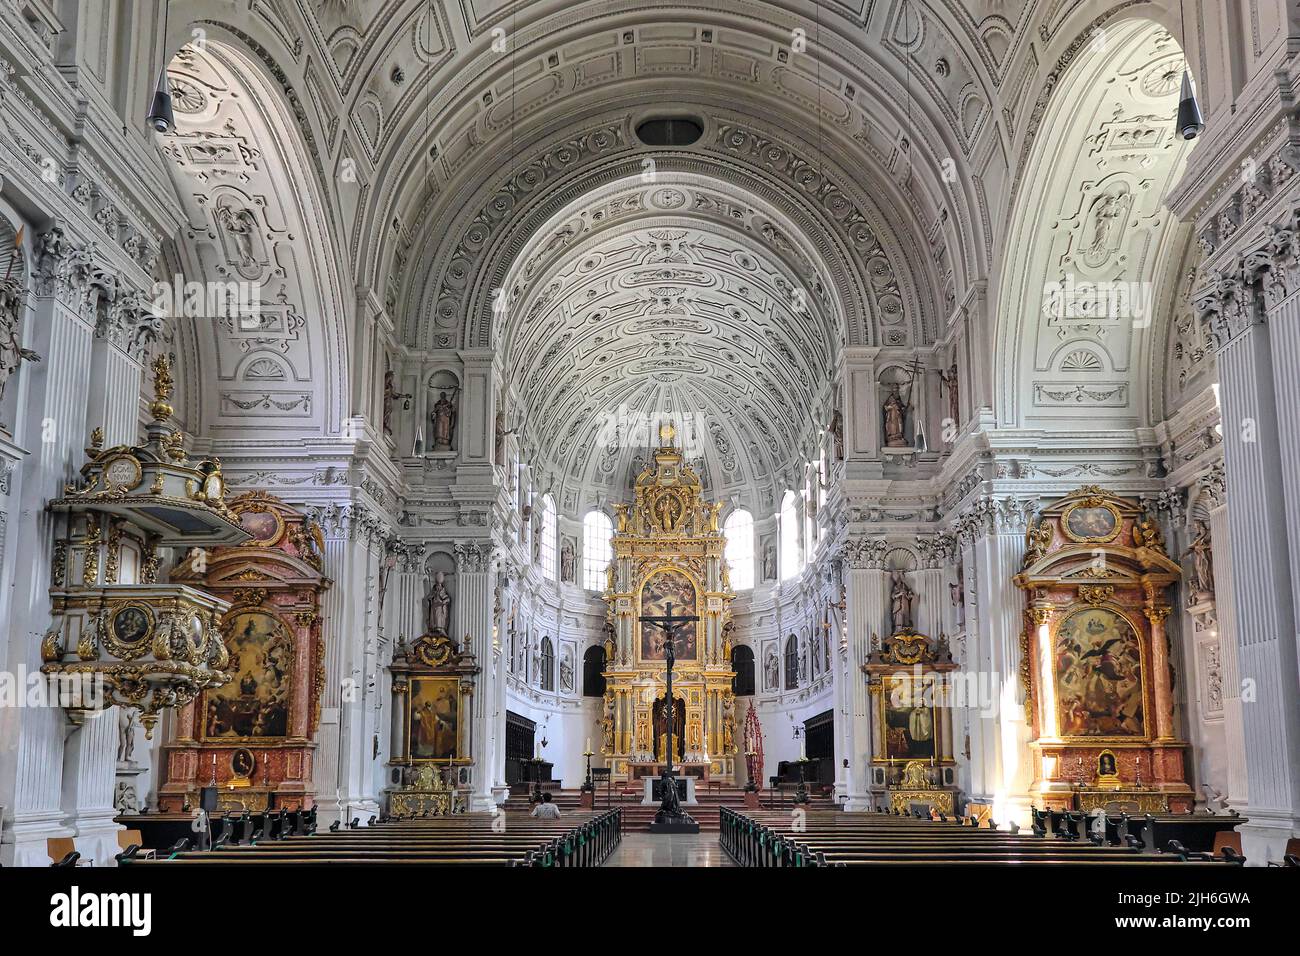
[[539, 636, 554, 692], [582, 511, 613, 591], [730, 645, 755, 696], [540, 495, 557, 580], [779, 491, 799, 581], [723, 508, 754, 590], [784, 635, 799, 690], [583, 645, 607, 697]]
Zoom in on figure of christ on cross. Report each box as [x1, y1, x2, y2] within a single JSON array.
[[639, 600, 701, 832]]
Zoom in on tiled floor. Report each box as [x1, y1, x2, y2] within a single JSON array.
[[603, 832, 738, 867]]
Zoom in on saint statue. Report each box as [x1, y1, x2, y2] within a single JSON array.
[[1184, 521, 1215, 598], [431, 390, 457, 450], [0, 280, 39, 407], [426, 570, 452, 636], [116, 707, 137, 765], [938, 363, 959, 430], [764, 648, 779, 689], [950, 563, 965, 628], [493, 408, 517, 465], [382, 368, 409, 436], [601, 694, 615, 752], [762, 545, 776, 581], [828, 409, 844, 460], [890, 570, 915, 633], [882, 377, 914, 448], [559, 540, 575, 582]]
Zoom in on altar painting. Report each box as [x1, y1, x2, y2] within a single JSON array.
[[1054, 606, 1145, 738], [639, 569, 698, 662], [408, 676, 462, 761], [202, 610, 292, 739], [881, 675, 936, 760]]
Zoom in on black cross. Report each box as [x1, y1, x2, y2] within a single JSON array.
[[638, 601, 699, 825]]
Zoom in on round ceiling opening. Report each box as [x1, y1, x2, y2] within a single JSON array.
[[635, 116, 704, 146]]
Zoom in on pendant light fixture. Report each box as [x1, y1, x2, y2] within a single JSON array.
[[1176, 70, 1205, 140], [1175, 1, 1204, 140], [146, 1, 174, 133]]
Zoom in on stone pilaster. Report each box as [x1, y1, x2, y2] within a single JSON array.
[[454, 540, 497, 810], [1194, 256, 1300, 860], [1, 229, 99, 866], [958, 495, 1035, 824], [840, 536, 887, 810]]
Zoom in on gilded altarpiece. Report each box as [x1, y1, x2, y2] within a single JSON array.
[[386, 633, 478, 816], [159, 493, 329, 812], [1014, 487, 1193, 813], [602, 428, 737, 782], [865, 630, 959, 814]]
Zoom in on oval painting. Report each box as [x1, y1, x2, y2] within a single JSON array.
[[1065, 505, 1118, 541]]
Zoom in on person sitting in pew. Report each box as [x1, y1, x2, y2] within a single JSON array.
[[530, 792, 562, 820]]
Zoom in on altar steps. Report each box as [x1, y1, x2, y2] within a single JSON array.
[[504, 787, 839, 832]]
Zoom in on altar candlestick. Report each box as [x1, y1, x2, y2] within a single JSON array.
[[799, 735, 806, 761]]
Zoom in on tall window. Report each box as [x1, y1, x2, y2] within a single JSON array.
[[724, 508, 754, 590], [540, 495, 557, 580], [582, 511, 613, 591], [538, 636, 554, 692], [784, 635, 799, 690], [779, 491, 799, 581]]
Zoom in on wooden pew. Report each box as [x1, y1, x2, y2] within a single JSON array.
[[119, 808, 622, 868], [718, 808, 1242, 868]]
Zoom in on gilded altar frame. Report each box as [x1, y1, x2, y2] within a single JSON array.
[[863, 629, 959, 803], [388, 633, 478, 769], [601, 425, 737, 782], [157, 492, 329, 812], [1014, 486, 1192, 812]]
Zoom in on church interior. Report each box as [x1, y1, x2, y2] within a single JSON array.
[[1, 0, 1299, 890]]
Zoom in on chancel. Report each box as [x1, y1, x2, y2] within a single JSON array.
[[2, 0, 1300, 886]]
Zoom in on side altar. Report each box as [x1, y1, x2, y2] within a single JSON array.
[[600, 424, 738, 783], [1014, 487, 1193, 813]]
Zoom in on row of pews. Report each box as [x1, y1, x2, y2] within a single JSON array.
[[718, 807, 1247, 867], [116, 808, 622, 867]]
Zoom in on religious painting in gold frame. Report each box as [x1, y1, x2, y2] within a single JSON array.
[[233, 501, 286, 546], [1060, 500, 1121, 544], [201, 608, 294, 740], [1052, 604, 1146, 739], [638, 567, 700, 663], [406, 676, 467, 763], [875, 673, 940, 761]]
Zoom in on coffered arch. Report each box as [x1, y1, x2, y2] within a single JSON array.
[[355, 6, 995, 349], [495, 170, 844, 512]]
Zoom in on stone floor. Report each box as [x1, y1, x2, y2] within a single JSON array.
[[603, 832, 738, 867]]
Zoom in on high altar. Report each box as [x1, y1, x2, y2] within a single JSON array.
[[601, 424, 738, 783]]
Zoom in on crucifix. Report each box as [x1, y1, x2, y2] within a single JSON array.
[[639, 600, 700, 830]]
